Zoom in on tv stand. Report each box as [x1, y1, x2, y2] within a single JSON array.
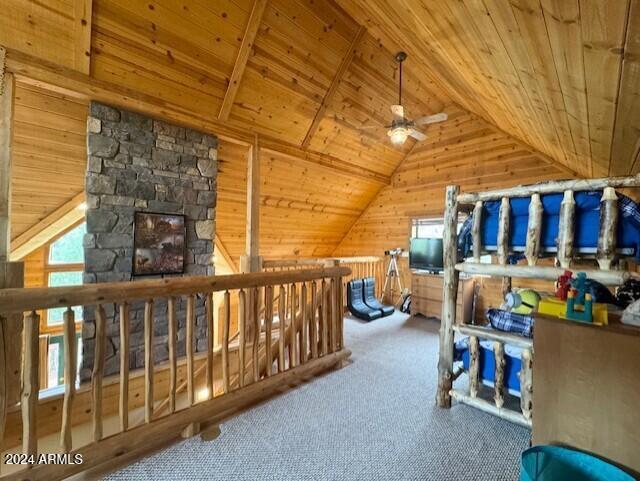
[[411, 271, 473, 322]]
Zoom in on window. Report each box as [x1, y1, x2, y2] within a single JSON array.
[[411, 217, 464, 239], [41, 222, 85, 389]]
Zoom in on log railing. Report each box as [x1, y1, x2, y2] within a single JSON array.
[[0, 267, 350, 480], [438, 174, 640, 428], [263, 256, 386, 308]]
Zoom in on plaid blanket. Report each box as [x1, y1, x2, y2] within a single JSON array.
[[486, 308, 534, 338]]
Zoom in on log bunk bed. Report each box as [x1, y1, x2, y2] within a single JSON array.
[[435, 174, 640, 427]]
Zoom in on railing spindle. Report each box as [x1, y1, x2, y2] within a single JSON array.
[[252, 286, 260, 383], [320, 279, 329, 356], [301, 282, 308, 364], [186, 294, 195, 405], [497, 197, 511, 297], [22, 310, 40, 456], [264, 285, 274, 377], [238, 289, 246, 387], [168, 297, 177, 413], [144, 300, 154, 423], [119, 302, 129, 431], [310, 280, 318, 359], [331, 278, 338, 353], [494, 341, 505, 409], [468, 336, 480, 398], [472, 200, 483, 262], [222, 290, 231, 392], [289, 283, 297, 368], [557, 190, 575, 268], [597, 187, 619, 270], [206, 294, 214, 399], [60, 308, 76, 452], [338, 278, 344, 350], [278, 285, 286, 372], [92, 305, 106, 441]]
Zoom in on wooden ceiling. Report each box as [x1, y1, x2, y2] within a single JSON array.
[[3, 0, 636, 261], [337, 0, 640, 178]]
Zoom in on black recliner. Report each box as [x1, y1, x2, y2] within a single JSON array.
[[363, 277, 394, 316], [347, 279, 382, 321]]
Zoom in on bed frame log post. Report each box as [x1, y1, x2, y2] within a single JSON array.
[[525, 193, 543, 266], [497, 197, 511, 298], [493, 341, 505, 409], [597, 187, 618, 270], [557, 190, 575, 268], [520, 348, 533, 420], [472, 201, 483, 262], [468, 336, 480, 398], [437, 185, 460, 409]]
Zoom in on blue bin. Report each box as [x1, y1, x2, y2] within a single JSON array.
[[520, 446, 635, 481]]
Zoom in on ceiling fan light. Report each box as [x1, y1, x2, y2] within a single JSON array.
[[388, 127, 409, 145]]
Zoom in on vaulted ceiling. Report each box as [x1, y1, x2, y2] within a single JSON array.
[[337, 0, 640, 178], [3, 0, 638, 261]]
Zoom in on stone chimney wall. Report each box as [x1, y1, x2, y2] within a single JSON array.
[[81, 101, 217, 379]]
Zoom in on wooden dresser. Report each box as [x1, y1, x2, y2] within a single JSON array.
[[533, 316, 640, 476], [411, 271, 473, 323]]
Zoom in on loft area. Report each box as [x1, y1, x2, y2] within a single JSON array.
[[0, 1, 639, 480]]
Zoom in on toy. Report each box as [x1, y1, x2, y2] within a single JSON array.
[[555, 270, 573, 300], [565, 291, 593, 322], [539, 272, 608, 325], [504, 289, 541, 314]]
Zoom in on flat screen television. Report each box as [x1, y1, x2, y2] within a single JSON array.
[[410, 237, 444, 272]]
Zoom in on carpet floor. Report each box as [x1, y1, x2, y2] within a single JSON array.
[[108, 313, 529, 480]]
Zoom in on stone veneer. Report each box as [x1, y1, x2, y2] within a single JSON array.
[[81, 101, 217, 380]]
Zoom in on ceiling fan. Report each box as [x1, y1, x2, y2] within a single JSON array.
[[362, 51, 448, 146]]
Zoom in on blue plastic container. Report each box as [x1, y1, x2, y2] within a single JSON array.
[[520, 446, 635, 481]]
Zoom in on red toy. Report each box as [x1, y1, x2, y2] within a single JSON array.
[[555, 270, 573, 300]]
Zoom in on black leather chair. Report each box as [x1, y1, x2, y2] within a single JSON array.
[[347, 279, 382, 321], [363, 277, 394, 316]]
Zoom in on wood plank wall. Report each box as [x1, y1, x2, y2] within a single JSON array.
[[334, 106, 567, 255]]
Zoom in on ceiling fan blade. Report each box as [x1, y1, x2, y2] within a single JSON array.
[[414, 112, 448, 125], [408, 128, 427, 141], [390, 104, 404, 121]]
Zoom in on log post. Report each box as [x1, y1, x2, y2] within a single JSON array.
[[493, 341, 505, 409], [60, 308, 76, 452], [240, 133, 262, 274], [471, 201, 483, 262], [597, 187, 618, 270], [520, 348, 533, 420], [468, 336, 480, 398], [497, 197, 511, 298], [557, 190, 575, 268], [437, 185, 460, 408], [168, 297, 177, 412], [525, 193, 543, 266]]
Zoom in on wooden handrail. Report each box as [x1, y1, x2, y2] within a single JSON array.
[[0, 267, 351, 314], [263, 256, 383, 268]]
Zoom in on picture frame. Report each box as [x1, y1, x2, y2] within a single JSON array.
[[132, 212, 186, 276]]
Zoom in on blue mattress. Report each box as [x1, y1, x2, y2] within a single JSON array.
[[454, 337, 522, 396], [458, 191, 640, 260]]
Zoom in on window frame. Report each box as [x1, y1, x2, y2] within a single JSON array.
[[41, 221, 85, 335]]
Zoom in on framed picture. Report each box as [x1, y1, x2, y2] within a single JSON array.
[[133, 212, 186, 276]]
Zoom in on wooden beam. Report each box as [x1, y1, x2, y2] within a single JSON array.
[[5, 48, 388, 185], [218, 0, 268, 121], [10, 192, 85, 261], [72, 0, 93, 74], [301, 25, 365, 148], [241, 133, 261, 273], [214, 235, 238, 274], [0, 47, 14, 263]]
